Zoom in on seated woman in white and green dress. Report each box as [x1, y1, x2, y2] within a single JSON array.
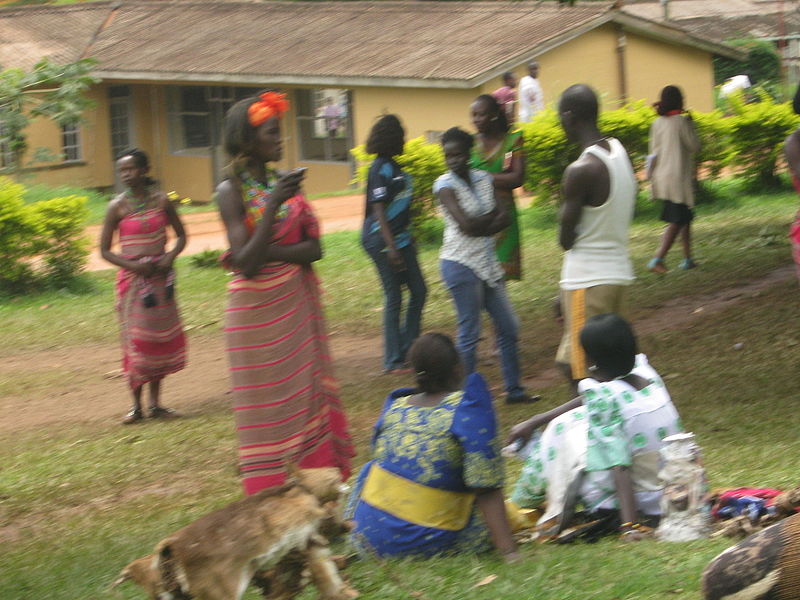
[[346, 333, 519, 561], [508, 314, 683, 538]]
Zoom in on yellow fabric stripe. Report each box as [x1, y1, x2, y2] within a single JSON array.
[[570, 288, 587, 378], [361, 463, 474, 531]]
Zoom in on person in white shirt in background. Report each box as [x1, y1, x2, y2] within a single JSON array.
[[518, 61, 544, 123]]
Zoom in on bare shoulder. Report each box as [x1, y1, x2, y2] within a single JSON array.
[[106, 194, 128, 220], [565, 152, 606, 183], [154, 190, 170, 210], [215, 178, 238, 202]]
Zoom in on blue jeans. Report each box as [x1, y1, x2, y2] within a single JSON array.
[[365, 243, 427, 370], [440, 259, 522, 395]]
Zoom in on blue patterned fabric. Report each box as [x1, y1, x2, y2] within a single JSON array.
[[361, 157, 413, 251], [347, 372, 503, 557]]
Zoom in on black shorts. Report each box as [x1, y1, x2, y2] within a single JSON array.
[[659, 200, 694, 225]]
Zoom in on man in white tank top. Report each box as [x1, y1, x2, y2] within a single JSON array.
[[555, 85, 636, 391]]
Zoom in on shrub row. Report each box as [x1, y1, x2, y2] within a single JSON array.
[[351, 93, 800, 214], [0, 176, 89, 294]]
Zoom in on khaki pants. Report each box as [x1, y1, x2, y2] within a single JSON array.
[[556, 285, 627, 380]]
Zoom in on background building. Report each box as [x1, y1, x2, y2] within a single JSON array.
[[0, 0, 742, 199]]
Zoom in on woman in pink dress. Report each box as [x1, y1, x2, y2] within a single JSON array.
[[215, 92, 354, 495], [100, 148, 188, 424]]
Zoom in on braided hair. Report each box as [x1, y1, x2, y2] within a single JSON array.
[[407, 333, 462, 394]]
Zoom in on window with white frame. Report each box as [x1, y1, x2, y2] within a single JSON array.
[[61, 122, 81, 162], [296, 88, 352, 162], [109, 85, 133, 160]]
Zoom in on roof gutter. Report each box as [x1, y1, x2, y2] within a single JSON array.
[[92, 69, 480, 89]]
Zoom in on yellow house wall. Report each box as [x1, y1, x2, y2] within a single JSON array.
[[12, 85, 114, 189], [480, 25, 622, 111], [477, 24, 714, 113], [351, 87, 478, 147], [625, 33, 715, 112]]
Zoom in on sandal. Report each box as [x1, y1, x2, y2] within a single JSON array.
[[121, 408, 143, 425], [148, 406, 180, 419]]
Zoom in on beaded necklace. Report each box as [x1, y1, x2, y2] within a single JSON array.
[[126, 186, 154, 231], [240, 170, 290, 224]]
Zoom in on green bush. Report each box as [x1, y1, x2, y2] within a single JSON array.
[[29, 196, 89, 286], [352, 97, 800, 209], [0, 177, 89, 294], [692, 109, 734, 180], [0, 177, 40, 290], [351, 136, 446, 246], [519, 108, 573, 201], [598, 100, 654, 173], [725, 90, 800, 187]]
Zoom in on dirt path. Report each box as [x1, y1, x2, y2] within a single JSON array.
[[2, 264, 795, 437], [513, 263, 798, 390], [85, 194, 365, 270]]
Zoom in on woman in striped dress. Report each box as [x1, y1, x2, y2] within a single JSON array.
[[100, 149, 187, 424], [216, 92, 354, 496]]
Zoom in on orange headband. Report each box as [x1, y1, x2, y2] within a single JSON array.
[[248, 92, 289, 127]]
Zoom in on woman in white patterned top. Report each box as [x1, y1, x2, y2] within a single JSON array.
[[434, 127, 537, 405], [508, 314, 681, 539]]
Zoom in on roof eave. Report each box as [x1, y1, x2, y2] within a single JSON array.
[[93, 69, 477, 89], [612, 11, 747, 61]]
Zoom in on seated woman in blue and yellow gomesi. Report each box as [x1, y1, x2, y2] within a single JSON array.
[[346, 333, 518, 561]]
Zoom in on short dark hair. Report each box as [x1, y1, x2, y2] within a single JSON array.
[[440, 126, 474, 153], [474, 93, 509, 134], [657, 85, 684, 116], [116, 147, 156, 186], [559, 84, 599, 124], [502, 71, 515, 83], [580, 313, 638, 379], [117, 147, 149, 169], [366, 114, 405, 157], [408, 333, 461, 394]]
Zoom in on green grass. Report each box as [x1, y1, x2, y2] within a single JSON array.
[[1, 179, 799, 600]]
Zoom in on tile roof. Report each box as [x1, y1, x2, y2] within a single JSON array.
[[87, 1, 612, 83], [623, 0, 800, 40], [0, 3, 111, 70], [0, 1, 743, 85]]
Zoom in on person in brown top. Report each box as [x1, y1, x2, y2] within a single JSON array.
[[646, 85, 701, 274]]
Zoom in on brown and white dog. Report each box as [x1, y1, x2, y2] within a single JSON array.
[[113, 467, 357, 600]]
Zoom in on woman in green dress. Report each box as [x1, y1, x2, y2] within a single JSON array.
[[470, 93, 526, 280]]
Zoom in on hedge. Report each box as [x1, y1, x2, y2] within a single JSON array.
[[0, 176, 89, 294], [351, 93, 800, 213]]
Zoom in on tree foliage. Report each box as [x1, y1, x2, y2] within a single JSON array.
[[0, 57, 99, 169], [714, 38, 782, 87]]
